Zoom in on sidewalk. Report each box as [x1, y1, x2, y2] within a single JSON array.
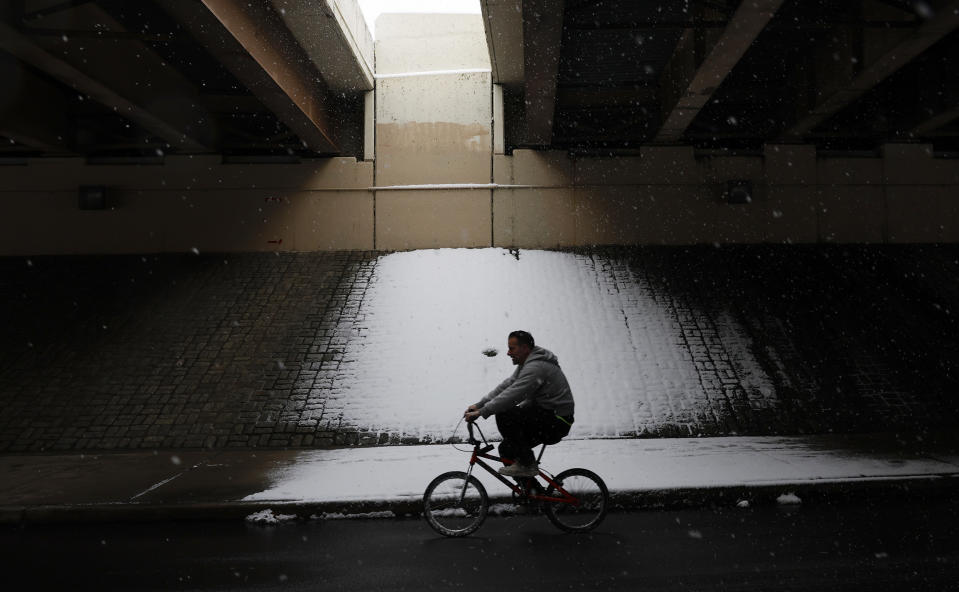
[[2, 433, 958, 525]]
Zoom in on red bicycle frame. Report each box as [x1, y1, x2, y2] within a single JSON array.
[[464, 422, 579, 506]]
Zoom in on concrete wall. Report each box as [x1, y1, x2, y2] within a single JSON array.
[[374, 13, 490, 75], [375, 71, 491, 186], [273, 0, 375, 93], [0, 156, 374, 256], [2, 144, 958, 255], [373, 13, 492, 250], [493, 145, 959, 248]]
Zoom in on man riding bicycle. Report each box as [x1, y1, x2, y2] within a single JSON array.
[[464, 330, 575, 477]]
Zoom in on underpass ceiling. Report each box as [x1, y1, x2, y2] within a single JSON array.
[[3, 0, 958, 160], [486, 0, 959, 154], [0, 0, 370, 159]]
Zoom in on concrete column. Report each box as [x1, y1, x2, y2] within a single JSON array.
[[373, 13, 493, 250], [364, 90, 375, 162], [493, 84, 505, 155]]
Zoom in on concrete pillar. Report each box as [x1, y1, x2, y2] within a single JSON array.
[[364, 90, 375, 162], [493, 84, 505, 155], [373, 13, 493, 250]]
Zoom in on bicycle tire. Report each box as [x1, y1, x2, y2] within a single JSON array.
[[543, 468, 609, 533], [423, 471, 489, 537]]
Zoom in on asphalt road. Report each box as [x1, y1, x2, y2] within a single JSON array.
[[3, 497, 958, 591]]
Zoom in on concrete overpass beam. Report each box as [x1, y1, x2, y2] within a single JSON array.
[[655, 0, 784, 144], [158, 0, 339, 154], [0, 17, 210, 152], [784, 0, 959, 139], [912, 105, 959, 135], [520, 0, 564, 146], [0, 52, 72, 152], [271, 0, 374, 93], [481, 0, 524, 87], [910, 41, 959, 136], [480, 0, 537, 150]]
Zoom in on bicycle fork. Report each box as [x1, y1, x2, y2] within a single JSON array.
[[458, 463, 477, 504]]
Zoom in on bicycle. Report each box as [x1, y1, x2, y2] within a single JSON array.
[[423, 420, 609, 537]]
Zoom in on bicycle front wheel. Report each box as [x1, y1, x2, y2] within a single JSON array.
[[544, 468, 609, 533], [423, 471, 489, 537]]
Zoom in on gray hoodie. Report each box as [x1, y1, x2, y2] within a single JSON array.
[[475, 346, 575, 418]]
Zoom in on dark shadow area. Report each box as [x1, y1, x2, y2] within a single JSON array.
[[1, 245, 957, 452], [0, 252, 377, 452], [598, 244, 959, 436]]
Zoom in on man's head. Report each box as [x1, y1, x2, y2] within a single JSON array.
[[507, 330, 535, 365]]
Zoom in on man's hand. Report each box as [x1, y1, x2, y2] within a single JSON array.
[[464, 405, 481, 422]]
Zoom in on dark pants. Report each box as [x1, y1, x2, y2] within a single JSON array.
[[496, 406, 572, 465]]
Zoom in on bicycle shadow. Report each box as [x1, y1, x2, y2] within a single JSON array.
[[522, 528, 625, 546], [421, 533, 495, 546], [420, 514, 625, 547]]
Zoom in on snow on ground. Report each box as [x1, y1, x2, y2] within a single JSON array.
[[245, 509, 297, 524], [776, 493, 802, 505], [241, 437, 959, 503], [313, 510, 396, 520], [327, 248, 775, 441]]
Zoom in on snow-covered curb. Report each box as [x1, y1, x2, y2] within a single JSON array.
[[312, 510, 396, 520], [240, 436, 959, 505], [245, 509, 297, 524], [245, 508, 399, 524]]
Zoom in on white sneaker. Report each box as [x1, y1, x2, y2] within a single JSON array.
[[498, 462, 539, 477]]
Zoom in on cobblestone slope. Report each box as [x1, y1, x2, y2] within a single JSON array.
[[0, 252, 377, 451], [1, 246, 956, 452]]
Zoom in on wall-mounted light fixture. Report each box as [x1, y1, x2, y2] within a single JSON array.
[[78, 185, 108, 210], [724, 180, 752, 204]]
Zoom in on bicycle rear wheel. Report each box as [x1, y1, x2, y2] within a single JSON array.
[[423, 471, 488, 537], [543, 468, 609, 533]]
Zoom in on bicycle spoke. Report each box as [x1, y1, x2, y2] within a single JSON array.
[[543, 468, 609, 533], [423, 471, 489, 537]]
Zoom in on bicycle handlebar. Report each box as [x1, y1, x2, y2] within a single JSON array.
[[464, 421, 496, 454], [467, 421, 477, 444]]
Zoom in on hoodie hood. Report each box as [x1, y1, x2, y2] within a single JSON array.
[[523, 346, 559, 367]]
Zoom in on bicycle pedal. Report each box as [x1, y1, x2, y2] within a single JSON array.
[[521, 482, 544, 495]]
